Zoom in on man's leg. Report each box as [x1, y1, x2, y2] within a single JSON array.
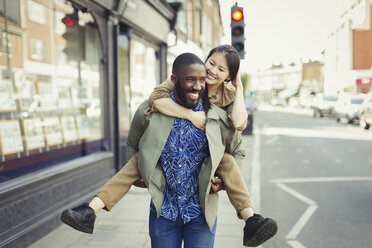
[[149, 209, 182, 248], [183, 214, 217, 248]]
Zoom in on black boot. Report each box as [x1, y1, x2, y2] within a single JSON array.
[[243, 214, 278, 247], [60, 203, 96, 234]]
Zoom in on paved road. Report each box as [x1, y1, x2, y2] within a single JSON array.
[[256, 107, 372, 248]]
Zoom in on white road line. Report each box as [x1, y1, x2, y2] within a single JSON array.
[[271, 177, 372, 184], [272, 176, 372, 248], [368, 159, 372, 163], [251, 130, 261, 213], [287, 240, 307, 248], [276, 183, 316, 205], [286, 205, 318, 240]]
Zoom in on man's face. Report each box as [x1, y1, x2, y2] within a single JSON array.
[[173, 63, 206, 109]]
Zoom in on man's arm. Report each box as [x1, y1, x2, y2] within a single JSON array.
[[126, 101, 149, 162]]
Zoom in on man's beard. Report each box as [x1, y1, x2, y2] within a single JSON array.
[[175, 80, 204, 109]]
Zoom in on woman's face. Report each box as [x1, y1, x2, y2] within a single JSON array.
[[205, 52, 230, 86]]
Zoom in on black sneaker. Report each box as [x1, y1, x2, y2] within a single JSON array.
[[243, 214, 278, 247], [60, 203, 96, 234]]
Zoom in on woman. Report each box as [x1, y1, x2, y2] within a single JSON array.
[[61, 45, 277, 247]]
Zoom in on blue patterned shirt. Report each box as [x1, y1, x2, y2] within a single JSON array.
[[151, 92, 209, 223]]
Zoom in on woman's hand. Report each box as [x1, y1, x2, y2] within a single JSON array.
[[232, 69, 243, 89], [187, 111, 207, 131], [210, 177, 224, 193]]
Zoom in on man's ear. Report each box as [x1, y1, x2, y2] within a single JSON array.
[[170, 74, 177, 84]]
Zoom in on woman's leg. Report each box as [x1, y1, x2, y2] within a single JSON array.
[[215, 152, 254, 221], [95, 153, 141, 212]]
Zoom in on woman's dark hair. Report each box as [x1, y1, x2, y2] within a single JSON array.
[[205, 45, 240, 82]]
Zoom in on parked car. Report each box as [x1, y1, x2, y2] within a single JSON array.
[[243, 99, 256, 135], [271, 96, 285, 106], [311, 94, 338, 118], [335, 94, 366, 123], [359, 93, 372, 129]]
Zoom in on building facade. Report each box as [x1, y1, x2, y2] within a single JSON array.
[[0, 0, 224, 247], [0, 0, 174, 247], [324, 0, 372, 95]]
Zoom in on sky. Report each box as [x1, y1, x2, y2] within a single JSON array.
[[219, 0, 354, 72]]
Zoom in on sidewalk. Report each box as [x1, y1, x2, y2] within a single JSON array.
[[30, 137, 254, 248]]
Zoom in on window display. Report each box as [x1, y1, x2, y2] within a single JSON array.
[[0, 0, 104, 181], [0, 120, 24, 155]]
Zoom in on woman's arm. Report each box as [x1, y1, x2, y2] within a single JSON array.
[[148, 78, 174, 106], [229, 70, 248, 130], [153, 98, 207, 131], [149, 78, 206, 130]]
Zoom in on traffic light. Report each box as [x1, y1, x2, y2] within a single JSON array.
[[231, 3, 245, 59], [61, 12, 85, 62]]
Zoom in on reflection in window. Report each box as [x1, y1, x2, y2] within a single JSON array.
[[0, 0, 104, 182], [129, 39, 158, 117], [28, 0, 46, 24], [30, 39, 46, 61]]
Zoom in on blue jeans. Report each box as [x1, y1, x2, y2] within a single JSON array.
[[149, 209, 217, 248]]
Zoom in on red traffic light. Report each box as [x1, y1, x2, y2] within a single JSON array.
[[232, 9, 243, 22], [65, 18, 74, 26]]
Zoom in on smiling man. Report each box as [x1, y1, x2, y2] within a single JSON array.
[[123, 53, 245, 248]]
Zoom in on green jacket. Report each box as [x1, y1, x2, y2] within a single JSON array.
[[126, 100, 245, 230]]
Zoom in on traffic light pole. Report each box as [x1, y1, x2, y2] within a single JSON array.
[[231, 3, 246, 59]]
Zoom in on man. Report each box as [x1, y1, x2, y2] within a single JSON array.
[[125, 53, 245, 247], [62, 53, 245, 247]]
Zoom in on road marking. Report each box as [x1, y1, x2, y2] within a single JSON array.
[[288, 240, 307, 248], [301, 159, 309, 164], [251, 130, 261, 213], [276, 183, 316, 205], [251, 130, 262, 248], [272, 176, 372, 248], [271, 176, 372, 184], [334, 159, 342, 163], [368, 159, 372, 163]]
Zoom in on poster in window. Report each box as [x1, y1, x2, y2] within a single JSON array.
[[75, 115, 90, 139], [43, 117, 63, 146], [37, 82, 57, 109], [0, 120, 24, 155], [0, 79, 17, 111], [22, 118, 46, 150], [16, 80, 37, 110], [71, 86, 88, 108], [58, 86, 72, 108], [61, 116, 78, 142]]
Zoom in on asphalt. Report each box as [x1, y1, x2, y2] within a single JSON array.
[[29, 136, 254, 248]]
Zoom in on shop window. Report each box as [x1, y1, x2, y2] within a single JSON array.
[[129, 39, 159, 117], [0, 0, 105, 182]]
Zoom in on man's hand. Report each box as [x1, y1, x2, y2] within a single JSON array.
[[133, 178, 147, 188], [210, 177, 224, 194]]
